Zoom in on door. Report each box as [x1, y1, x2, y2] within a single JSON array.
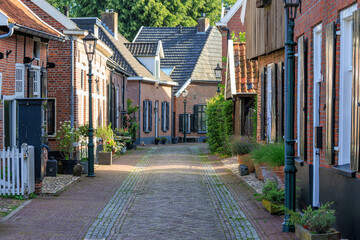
[[4, 100, 17, 148], [266, 65, 272, 142], [155, 101, 159, 138], [339, 5, 357, 165], [313, 24, 322, 208]]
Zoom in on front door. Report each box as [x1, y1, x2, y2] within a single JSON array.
[[312, 24, 322, 208]]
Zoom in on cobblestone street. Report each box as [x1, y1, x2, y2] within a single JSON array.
[[0, 144, 294, 240]]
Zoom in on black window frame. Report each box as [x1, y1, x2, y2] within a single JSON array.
[[47, 98, 56, 136]]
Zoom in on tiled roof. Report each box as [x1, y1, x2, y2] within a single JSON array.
[[134, 26, 222, 91], [0, 0, 62, 38], [124, 42, 158, 57]]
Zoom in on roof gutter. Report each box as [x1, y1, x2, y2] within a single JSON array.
[[128, 76, 177, 86], [14, 24, 65, 42], [220, 27, 231, 40], [0, 23, 14, 39]]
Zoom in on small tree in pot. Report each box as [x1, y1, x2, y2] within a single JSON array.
[[96, 124, 114, 165], [229, 135, 257, 172]]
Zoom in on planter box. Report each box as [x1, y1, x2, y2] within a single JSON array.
[[262, 199, 283, 215], [295, 224, 340, 240], [242, 157, 255, 173], [80, 161, 88, 174], [61, 159, 78, 174], [98, 152, 112, 165], [161, 139, 167, 144]]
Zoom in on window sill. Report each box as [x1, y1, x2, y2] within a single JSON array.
[[331, 164, 356, 178], [295, 157, 304, 166], [197, 131, 207, 134]]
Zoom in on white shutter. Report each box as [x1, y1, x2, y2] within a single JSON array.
[[15, 64, 24, 97]]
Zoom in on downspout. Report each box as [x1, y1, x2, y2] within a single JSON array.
[[69, 35, 75, 129], [220, 26, 231, 40], [0, 24, 15, 39], [138, 81, 141, 144]]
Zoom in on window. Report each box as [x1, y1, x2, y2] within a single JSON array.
[[33, 39, 40, 59], [81, 70, 84, 90], [196, 105, 207, 133], [33, 70, 40, 97], [143, 100, 152, 133], [47, 99, 56, 136], [179, 114, 191, 133], [161, 101, 170, 131], [15, 64, 25, 97]]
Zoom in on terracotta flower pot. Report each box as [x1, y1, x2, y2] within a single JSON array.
[[254, 162, 267, 180], [242, 157, 255, 173], [295, 224, 340, 240], [237, 154, 250, 165], [273, 166, 285, 188]]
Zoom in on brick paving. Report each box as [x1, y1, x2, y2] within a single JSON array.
[[0, 144, 294, 240]]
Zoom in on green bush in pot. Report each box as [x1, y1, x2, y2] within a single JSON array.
[[229, 135, 257, 155]]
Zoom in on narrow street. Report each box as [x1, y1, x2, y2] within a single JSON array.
[[0, 144, 293, 240]]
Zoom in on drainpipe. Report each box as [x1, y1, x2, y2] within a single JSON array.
[[69, 35, 75, 129], [0, 24, 15, 39], [220, 26, 231, 40]]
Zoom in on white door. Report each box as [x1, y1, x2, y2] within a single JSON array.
[[155, 101, 159, 138], [266, 65, 272, 142], [339, 5, 357, 165], [313, 24, 322, 208]]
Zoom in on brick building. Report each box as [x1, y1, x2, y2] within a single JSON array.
[[134, 17, 222, 142], [292, 0, 360, 238], [72, 14, 176, 145]]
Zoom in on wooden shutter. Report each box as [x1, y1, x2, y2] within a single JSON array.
[[166, 102, 170, 131], [193, 105, 199, 132], [277, 62, 284, 140], [143, 100, 147, 132], [270, 63, 277, 142], [190, 114, 195, 132], [299, 36, 307, 160], [351, 9, 360, 171], [260, 67, 266, 140], [28, 69, 35, 98], [41, 68, 47, 98], [161, 102, 165, 131], [179, 114, 184, 133], [149, 101, 153, 131], [325, 22, 336, 164]]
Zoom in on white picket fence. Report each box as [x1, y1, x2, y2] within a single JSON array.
[[0, 145, 35, 196]]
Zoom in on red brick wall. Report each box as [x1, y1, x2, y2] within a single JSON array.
[[294, 0, 359, 172]]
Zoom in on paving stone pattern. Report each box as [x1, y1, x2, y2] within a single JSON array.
[[85, 145, 259, 240]]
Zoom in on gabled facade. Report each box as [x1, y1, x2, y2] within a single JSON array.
[[134, 17, 222, 142], [72, 13, 176, 145], [21, 0, 127, 156], [293, 1, 360, 238]]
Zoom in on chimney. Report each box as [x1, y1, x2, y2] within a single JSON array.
[[197, 13, 209, 33], [63, 5, 70, 17], [101, 9, 118, 39]]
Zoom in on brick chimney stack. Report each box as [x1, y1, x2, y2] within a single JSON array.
[[101, 9, 118, 39], [197, 13, 210, 33]]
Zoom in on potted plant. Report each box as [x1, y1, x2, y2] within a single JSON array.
[[172, 137, 179, 144], [56, 121, 80, 174], [260, 180, 284, 215], [78, 124, 89, 174], [161, 137, 167, 144], [96, 124, 114, 165], [229, 136, 256, 172], [155, 137, 160, 145], [288, 202, 340, 240]]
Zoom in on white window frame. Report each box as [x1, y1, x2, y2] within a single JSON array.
[[33, 37, 41, 60], [339, 4, 357, 165], [15, 63, 25, 97], [32, 66, 41, 97], [144, 100, 150, 132]]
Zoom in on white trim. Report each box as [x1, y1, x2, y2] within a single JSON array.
[[157, 41, 165, 58], [132, 26, 144, 43], [240, 0, 247, 24], [0, 10, 9, 26], [215, 0, 245, 26], [175, 78, 192, 97], [15, 63, 25, 97], [30, 0, 78, 30], [63, 29, 87, 36], [17, 0, 64, 38], [225, 39, 236, 97]]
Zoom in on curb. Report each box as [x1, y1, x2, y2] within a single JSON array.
[[0, 199, 32, 223]]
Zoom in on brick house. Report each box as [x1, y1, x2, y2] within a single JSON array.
[[133, 16, 222, 142], [292, 0, 360, 238], [216, 0, 258, 136], [0, 0, 65, 190], [244, 0, 286, 143], [72, 13, 176, 145], [21, 0, 129, 155]]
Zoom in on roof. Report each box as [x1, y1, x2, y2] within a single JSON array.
[[134, 26, 222, 91], [124, 42, 159, 57], [216, 0, 246, 26], [0, 0, 64, 39]]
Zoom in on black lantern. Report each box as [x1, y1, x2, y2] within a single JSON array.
[[214, 63, 222, 80], [83, 31, 98, 62], [283, 0, 301, 20]]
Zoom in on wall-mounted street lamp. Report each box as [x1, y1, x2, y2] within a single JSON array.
[[214, 63, 222, 94], [83, 31, 98, 178], [182, 89, 188, 143], [282, 0, 301, 233]]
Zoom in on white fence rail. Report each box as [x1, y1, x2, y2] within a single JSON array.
[[0, 145, 35, 196]]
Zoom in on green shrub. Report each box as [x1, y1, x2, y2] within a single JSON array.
[[288, 202, 336, 234], [250, 143, 285, 167], [206, 89, 233, 156], [229, 136, 257, 155], [261, 180, 284, 205], [96, 123, 114, 143]]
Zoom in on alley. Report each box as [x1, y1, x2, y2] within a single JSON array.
[[0, 144, 292, 240]]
